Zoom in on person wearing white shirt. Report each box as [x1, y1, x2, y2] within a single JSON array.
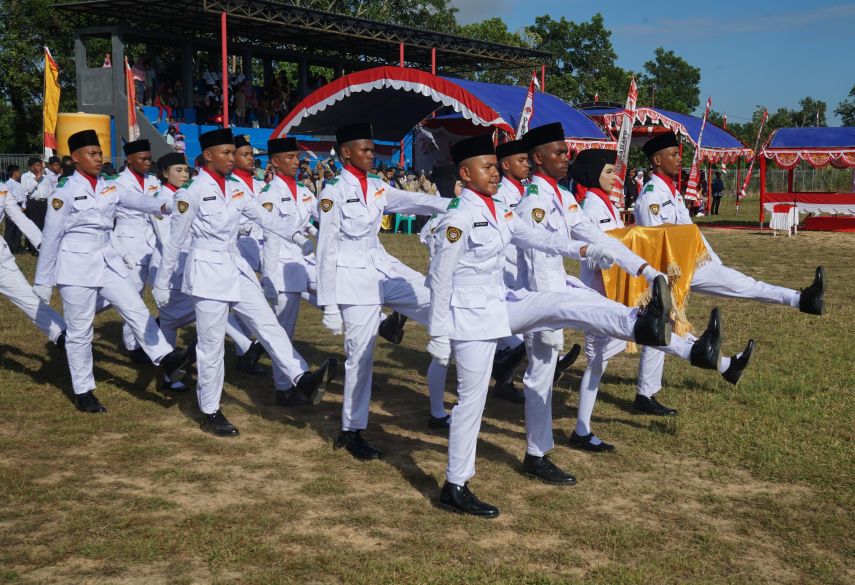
[[21, 157, 51, 253], [4, 166, 26, 253]]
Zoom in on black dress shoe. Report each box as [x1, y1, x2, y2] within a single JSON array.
[[554, 343, 582, 383], [438, 482, 500, 518], [236, 340, 266, 375], [128, 347, 152, 364], [492, 343, 526, 385], [335, 430, 382, 460], [569, 431, 615, 453], [377, 311, 406, 344], [722, 339, 755, 385], [799, 266, 825, 315], [634, 394, 677, 416], [492, 380, 525, 403], [428, 414, 451, 429], [75, 391, 107, 413], [162, 375, 189, 392], [633, 274, 672, 347], [55, 330, 66, 350], [201, 410, 239, 437], [689, 308, 722, 370], [294, 357, 337, 405], [522, 453, 577, 485], [275, 387, 311, 406], [160, 347, 190, 382]]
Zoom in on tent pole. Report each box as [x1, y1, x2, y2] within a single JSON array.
[[677, 141, 683, 192], [706, 161, 712, 214], [734, 159, 742, 213], [759, 156, 767, 228], [221, 12, 229, 128], [431, 48, 436, 75]]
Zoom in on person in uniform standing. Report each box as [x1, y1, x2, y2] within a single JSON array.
[[153, 128, 337, 436], [633, 132, 825, 415], [572, 148, 755, 451], [34, 129, 189, 413], [21, 157, 51, 254], [3, 165, 26, 253], [45, 156, 62, 192], [0, 178, 66, 347], [316, 123, 450, 460], [231, 134, 267, 274], [112, 139, 161, 364]]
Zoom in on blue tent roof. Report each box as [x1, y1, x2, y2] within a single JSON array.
[[767, 127, 855, 150], [440, 77, 608, 140]]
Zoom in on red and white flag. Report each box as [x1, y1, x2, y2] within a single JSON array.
[[516, 71, 539, 138], [608, 77, 637, 205], [124, 57, 140, 141], [738, 109, 769, 203], [684, 96, 712, 201]]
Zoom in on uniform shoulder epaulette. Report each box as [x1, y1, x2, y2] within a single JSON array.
[[526, 184, 539, 196], [326, 177, 339, 186], [227, 175, 239, 182], [557, 183, 570, 193], [101, 173, 119, 180], [367, 173, 381, 180], [642, 183, 654, 194], [447, 197, 460, 210], [182, 179, 194, 189], [261, 183, 271, 193], [57, 176, 69, 188]]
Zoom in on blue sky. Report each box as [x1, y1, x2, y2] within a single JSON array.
[[450, 0, 855, 124]]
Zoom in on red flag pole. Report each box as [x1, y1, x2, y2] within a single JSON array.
[[221, 12, 229, 128]]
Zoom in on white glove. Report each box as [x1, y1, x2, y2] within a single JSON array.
[[427, 336, 451, 367], [306, 225, 318, 237], [152, 286, 170, 308], [539, 329, 564, 351], [34, 284, 52, 304], [261, 281, 278, 303], [122, 255, 135, 269], [585, 244, 616, 270], [323, 306, 343, 335], [293, 232, 314, 255], [641, 264, 666, 283]]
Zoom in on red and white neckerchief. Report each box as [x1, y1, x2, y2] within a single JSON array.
[[345, 164, 367, 201], [587, 187, 618, 221], [232, 168, 255, 194], [534, 172, 563, 206], [472, 189, 497, 220], [654, 171, 677, 198], [202, 167, 226, 197], [277, 172, 298, 197], [504, 176, 524, 199]]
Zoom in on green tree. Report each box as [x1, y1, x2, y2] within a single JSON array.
[[0, 0, 76, 152], [638, 47, 701, 113], [834, 85, 855, 126], [457, 17, 529, 84], [291, 0, 458, 32]]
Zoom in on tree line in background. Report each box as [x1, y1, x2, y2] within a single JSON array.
[[1, 0, 853, 153]]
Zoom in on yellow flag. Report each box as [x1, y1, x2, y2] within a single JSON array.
[[43, 47, 61, 153]]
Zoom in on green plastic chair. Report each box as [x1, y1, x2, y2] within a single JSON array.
[[394, 213, 417, 234]]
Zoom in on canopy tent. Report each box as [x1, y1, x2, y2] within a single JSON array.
[[581, 106, 753, 164], [759, 127, 855, 230], [271, 66, 613, 169]]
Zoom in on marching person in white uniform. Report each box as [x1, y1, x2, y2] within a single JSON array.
[[34, 129, 190, 414], [153, 128, 336, 437], [633, 132, 825, 415], [112, 139, 161, 363], [150, 152, 265, 390], [316, 123, 449, 460], [428, 134, 693, 517], [231, 134, 266, 273], [0, 180, 66, 346], [572, 148, 755, 451]]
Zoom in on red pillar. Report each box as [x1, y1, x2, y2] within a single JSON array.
[[734, 159, 742, 210], [399, 43, 404, 67], [221, 12, 229, 128], [431, 48, 436, 75], [541, 64, 546, 92], [399, 42, 405, 166], [759, 156, 767, 226], [706, 161, 713, 214]]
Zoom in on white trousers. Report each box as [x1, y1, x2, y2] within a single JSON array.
[[193, 272, 308, 414], [237, 236, 263, 273], [118, 252, 152, 352], [446, 339, 497, 485], [271, 282, 321, 389], [0, 263, 65, 343], [60, 266, 172, 395], [522, 331, 560, 456], [157, 288, 253, 354]]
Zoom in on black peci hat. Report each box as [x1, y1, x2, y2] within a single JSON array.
[[123, 139, 151, 156], [68, 129, 100, 152], [199, 128, 234, 150], [234, 134, 252, 150], [569, 148, 617, 188], [642, 132, 680, 157], [496, 139, 528, 160], [157, 152, 187, 172], [268, 137, 299, 154], [523, 122, 565, 151], [450, 134, 495, 166], [335, 123, 373, 145]]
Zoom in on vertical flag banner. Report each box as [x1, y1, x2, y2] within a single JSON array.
[[737, 109, 769, 209], [124, 57, 140, 141], [43, 47, 61, 157], [609, 77, 637, 206], [515, 71, 538, 138], [684, 96, 712, 203]]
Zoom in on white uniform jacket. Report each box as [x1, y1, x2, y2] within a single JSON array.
[[154, 170, 303, 302], [233, 172, 265, 240], [113, 167, 160, 255], [260, 174, 318, 293], [149, 184, 189, 291], [35, 171, 167, 287], [0, 184, 42, 268], [635, 173, 721, 264], [315, 168, 448, 307], [515, 176, 646, 293], [495, 176, 526, 289], [427, 188, 586, 341]]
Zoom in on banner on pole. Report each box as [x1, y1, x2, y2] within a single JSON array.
[[125, 57, 140, 141], [515, 71, 539, 138], [608, 77, 637, 206], [43, 47, 60, 156], [684, 96, 712, 201], [738, 109, 769, 206]]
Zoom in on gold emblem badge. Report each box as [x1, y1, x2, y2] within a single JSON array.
[[649, 203, 660, 215], [532, 208, 546, 223], [446, 226, 462, 243], [51, 198, 64, 210], [177, 201, 189, 214], [320, 198, 333, 212], [262, 201, 274, 212]]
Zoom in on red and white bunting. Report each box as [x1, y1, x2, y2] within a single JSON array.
[[516, 71, 538, 138], [608, 77, 637, 205], [684, 96, 712, 201], [738, 109, 769, 204], [124, 57, 140, 141]]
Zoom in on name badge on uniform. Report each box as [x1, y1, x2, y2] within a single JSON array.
[[473, 221, 488, 227], [663, 200, 672, 207], [203, 196, 216, 202], [600, 218, 611, 224], [74, 195, 88, 201], [346, 198, 360, 203], [281, 197, 291, 202], [510, 203, 518, 208]]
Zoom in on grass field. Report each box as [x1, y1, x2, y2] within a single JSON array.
[[1, 196, 853, 584]]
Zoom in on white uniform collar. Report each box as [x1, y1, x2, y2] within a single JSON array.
[[460, 188, 500, 227]]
